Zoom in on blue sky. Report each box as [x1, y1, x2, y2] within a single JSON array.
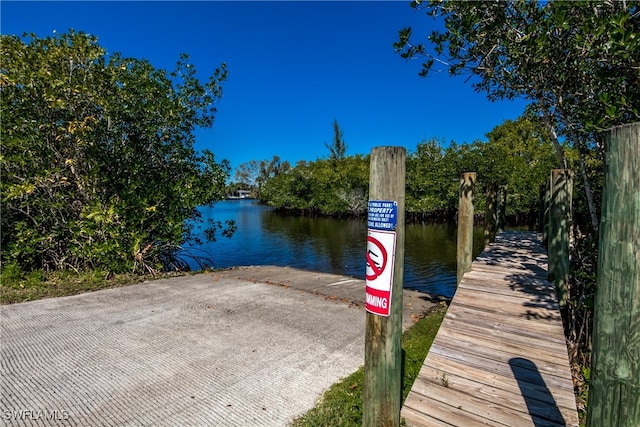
[[2, 1, 528, 173]]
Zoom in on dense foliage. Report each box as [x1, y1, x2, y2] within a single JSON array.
[[260, 155, 370, 217], [251, 121, 370, 217], [394, 0, 639, 420], [232, 155, 291, 198], [1, 31, 232, 275], [407, 117, 561, 222], [258, 116, 560, 223], [395, 0, 639, 233]]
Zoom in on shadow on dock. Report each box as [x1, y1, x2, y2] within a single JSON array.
[[401, 231, 579, 426], [510, 357, 566, 427]]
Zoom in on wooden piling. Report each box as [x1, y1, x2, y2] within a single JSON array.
[[497, 185, 507, 232], [363, 147, 406, 427], [540, 182, 550, 247], [587, 122, 640, 427], [484, 182, 497, 248], [548, 169, 573, 309], [457, 172, 475, 284]]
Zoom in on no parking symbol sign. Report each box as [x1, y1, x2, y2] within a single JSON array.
[[365, 200, 397, 316]]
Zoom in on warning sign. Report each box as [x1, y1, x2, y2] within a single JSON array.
[[365, 235, 387, 281], [365, 229, 396, 316], [367, 200, 398, 231]]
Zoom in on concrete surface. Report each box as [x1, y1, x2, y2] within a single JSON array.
[[0, 266, 439, 426]]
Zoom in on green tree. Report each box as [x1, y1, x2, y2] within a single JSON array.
[[395, 0, 640, 234], [1, 31, 232, 274], [395, 4, 640, 419], [325, 119, 347, 163], [405, 118, 558, 223], [480, 117, 560, 220], [262, 118, 557, 222], [406, 139, 457, 216], [260, 161, 315, 213], [259, 122, 364, 217], [232, 156, 291, 198], [234, 160, 260, 191], [334, 155, 369, 216], [259, 156, 291, 185], [260, 154, 368, 217]]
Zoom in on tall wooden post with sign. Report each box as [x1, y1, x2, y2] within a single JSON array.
[[363, 147, 405, 427]]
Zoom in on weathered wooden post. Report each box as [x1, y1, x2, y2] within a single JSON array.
[[497, 185, 507, 232], [587, 122, 640, 427], [484, 182, 497, 248], [548, 169, 573, 309], [540, 182, 551, 247], [457, 172, 475, 284], [363, 147, 406, 427]]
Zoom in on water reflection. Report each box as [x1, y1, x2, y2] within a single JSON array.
[[183, 200, 484, 298]]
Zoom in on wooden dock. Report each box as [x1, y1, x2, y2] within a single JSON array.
[[401, 231, 579, 427]]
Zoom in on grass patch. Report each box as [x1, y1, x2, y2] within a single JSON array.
[[0, 265, 188, 304], [291, 304, 447, 426]]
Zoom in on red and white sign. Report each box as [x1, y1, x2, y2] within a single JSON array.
[[365, 229, 396, 316]]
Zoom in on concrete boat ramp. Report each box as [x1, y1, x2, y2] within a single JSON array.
[[1, 266, 439, 426]]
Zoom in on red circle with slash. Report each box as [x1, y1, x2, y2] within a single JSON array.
[[366, 235, 388, 281]]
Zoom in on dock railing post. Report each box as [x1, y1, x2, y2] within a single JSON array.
[[540, 182, 551, 248], [457, 172, 475, 284], [363, 147, 406, 427], [484, 182, 497, 248], [548, 169, 573, 309], [587, 122, 639, 427], [497, 185, 507, 232]]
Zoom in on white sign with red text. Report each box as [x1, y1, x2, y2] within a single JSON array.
[[365, 229, 396, 316]]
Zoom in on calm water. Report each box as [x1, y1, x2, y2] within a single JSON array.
[[182, 199, 484, 298]]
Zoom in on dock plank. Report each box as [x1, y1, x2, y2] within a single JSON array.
[[422, 356, 578, 412], [401, 231, 579, 427]]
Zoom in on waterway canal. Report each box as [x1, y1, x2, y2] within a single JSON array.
[[182, 199, 484, 298]]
